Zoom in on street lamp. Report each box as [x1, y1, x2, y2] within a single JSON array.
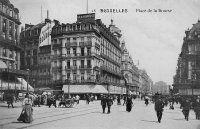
[[27, 69, 29, 93], [68, 77, 71, 98]]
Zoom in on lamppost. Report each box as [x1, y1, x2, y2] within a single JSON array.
[[191, 73, 195, 96], [68, 77, 71, 98], [27, 69, 29, 93]]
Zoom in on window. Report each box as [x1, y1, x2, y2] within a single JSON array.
[[81, 48, 84, 56], [0, 3, 2, 11], [73, 37, 76, 42], [87, 47, 91, 55], [67, 73, 70, 79], [9, 50, 13, 58], [87, 60, 91, 68], [67, 38, 70, 43], [54, 61, 57, 67], [81, 37, 84, 42], [73, 60, 76, 66], [81, 73, 84, 80], [3, 5, 6, 13], [87, 72, 91, 80], [67, 61, 70, 69], [67, 48, 70, 55], [81, 60, 84, 68], [9, 9, 13, 17], [59, 39, 62, 44], [73, 72, 77, 80], [2, 19, 6, 38], [27, 50, 31, 56], [9, 22, 13, 40], [33, 49, 37, 55], [3, 48, 6, 57], [87, 37, 91, 42], [73, 48, 76, 56]]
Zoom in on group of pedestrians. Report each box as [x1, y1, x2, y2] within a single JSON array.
[[153, 96, 200, 122], [101, 95, 113, 114]]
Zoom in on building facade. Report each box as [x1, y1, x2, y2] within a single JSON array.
[[51, 13, 122, 94], [173, 20, 200, 96], [139, 69, 152, 95], [20, 18, 53, 89], [0, 0, 29, 92], [152, 81, 169, 95], [121, 40, 139, 95]]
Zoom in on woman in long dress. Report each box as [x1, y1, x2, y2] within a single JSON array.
[[126, 95, 133, 112], [17, 93, 33, 123]]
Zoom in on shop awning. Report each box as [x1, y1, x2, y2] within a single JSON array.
[[62, 85, 108, 94], [17, 78, 34, 92], [0, 60, 7, 68]]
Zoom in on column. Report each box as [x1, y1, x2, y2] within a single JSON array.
[[0, 16, 2, 32], [6, 19, 9, 39]]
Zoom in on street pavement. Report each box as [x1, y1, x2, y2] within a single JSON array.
[[0, 99, 200, 129]]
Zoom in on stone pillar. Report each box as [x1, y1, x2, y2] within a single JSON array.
[[0, 16, 2, 32], [6, 19, 9, 39]]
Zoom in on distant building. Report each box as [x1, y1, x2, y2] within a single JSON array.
[[152, 81, 169, 95], [139, 69, 152, 95], [173, 20, 200, 96], [20, 18, 53, 89], [121, 40, 139, 95]]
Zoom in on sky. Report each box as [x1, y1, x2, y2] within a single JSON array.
[[10, 0, 200, 85]]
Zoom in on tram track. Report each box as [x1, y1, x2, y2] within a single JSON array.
[[0, 104, 120, 129], [0, 103, 96, 120]]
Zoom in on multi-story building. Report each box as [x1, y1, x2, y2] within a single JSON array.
[[0, 0, 30, 92], [20, 18, 53, 89], [139, 69, 152, 95], [152, 81, 169, 95], [173, 20, 200, 96], [51, 13, 122, 96], [121, 40, 139, 95]]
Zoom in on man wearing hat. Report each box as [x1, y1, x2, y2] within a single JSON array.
[[101, 94, 107, 113], [194, 98, 200, 120], [154, 97, 165, 123]]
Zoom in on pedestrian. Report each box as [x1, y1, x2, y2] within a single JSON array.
[[144, 96, 149, 106], [48, 95, 57, 108], [169, 97, 174, 110], [117, 95, 121, 105], [101, 95, 107, 113], [7, 93, 14, 108], [126, 95, 133, 112], [75, 95, 80, 104], [17, 93, 33, 123], [123, 95, 127, 106], [182, 99, 191, 121], [106, 95, 113, 114], [37, 94, 41, 107], [154, 97, 165, 123], [193, 98, 200, 120]]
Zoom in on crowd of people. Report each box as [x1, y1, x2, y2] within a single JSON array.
[[1, 92, 200, 124]]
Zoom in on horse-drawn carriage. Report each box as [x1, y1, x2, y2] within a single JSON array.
[[58, 98, 77, 108]]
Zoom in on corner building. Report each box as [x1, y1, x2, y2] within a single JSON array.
[[51, 13, 122, 97], [0, 0, 29, 92], [173, 20, 200, 96]]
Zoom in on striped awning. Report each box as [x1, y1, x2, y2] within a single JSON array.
[[62, 85, 108, 94]]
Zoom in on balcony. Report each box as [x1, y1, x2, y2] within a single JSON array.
[[71, 42, 78, 47], [101, 65, 121, 77], [71, 66, 77, 70], [0, 68, 28, 76], [79, 41, 92, 47], [52, 43, 62, 49], [95, 42, 100, 48]]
